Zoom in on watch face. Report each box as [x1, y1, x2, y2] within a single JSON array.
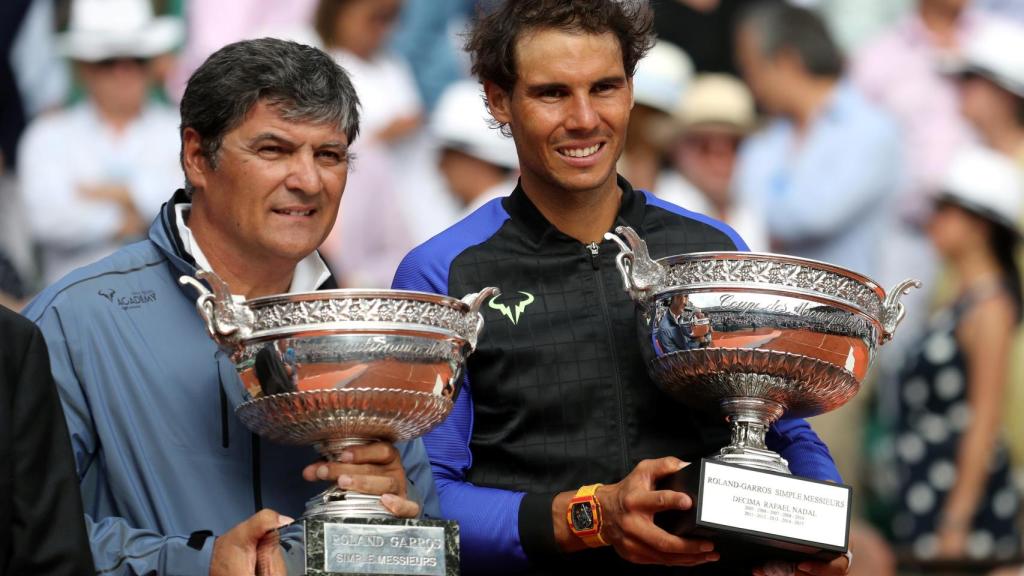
[[571, 501, 595, 531]]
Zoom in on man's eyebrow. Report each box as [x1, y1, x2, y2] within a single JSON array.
[[525, 76, 627, 95], [592, 75, 627, 86], [525, 81, 569, 95], [248, 133, 295, 147]]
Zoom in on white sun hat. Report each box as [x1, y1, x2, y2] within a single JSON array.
[[59, 0, 184, 62], [432, 80, 519, 170], [632, 40, 695, 116], [956, 19, 1024, 98], [937, 144, 1023, 234]]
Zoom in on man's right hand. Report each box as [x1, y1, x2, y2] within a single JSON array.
[[596, 457, 719, 567], [211, 509, 293, 576]]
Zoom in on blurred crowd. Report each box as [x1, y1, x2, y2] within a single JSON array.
[[1, 0, 1023, 574]]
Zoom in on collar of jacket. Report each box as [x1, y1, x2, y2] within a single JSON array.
[[502, 174, 647, 249], [149, 189, 339, 296]]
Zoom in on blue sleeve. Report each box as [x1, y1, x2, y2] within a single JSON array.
[[397, 438, 442, 519], [766, 418, 842, 483], [391, 201, 529, 572], [421, 378, 529, 573], [24, 298, 216, 575]]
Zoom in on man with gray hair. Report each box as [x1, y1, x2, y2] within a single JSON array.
[[22, 37, 437, 575]]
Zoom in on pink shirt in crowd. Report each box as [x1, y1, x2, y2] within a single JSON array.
[[851, 10, 989, 225]]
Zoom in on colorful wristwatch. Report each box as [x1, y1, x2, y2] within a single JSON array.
[[567, 484, 608, 547]]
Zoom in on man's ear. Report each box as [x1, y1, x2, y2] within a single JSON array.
[[181, 127, 210, 192], [627, 76, 635, 110], [483, 80, 512, 126]]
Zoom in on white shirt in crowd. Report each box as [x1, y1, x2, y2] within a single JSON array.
[[18, 101, 182, 283]]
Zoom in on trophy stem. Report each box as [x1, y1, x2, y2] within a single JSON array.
[[305, 437, 393, 520], [715, 397, 791, 474]]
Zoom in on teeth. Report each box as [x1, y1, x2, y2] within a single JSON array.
[[560, 144, 600, 158], [278, 210, 313, 216]]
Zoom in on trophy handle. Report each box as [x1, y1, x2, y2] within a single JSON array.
[[604, 225, 666, 308], [178, 270, 254, 350], [880, 278, 922, 343], [460, 286, 501, 351]]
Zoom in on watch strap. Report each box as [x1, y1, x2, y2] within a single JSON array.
[[568, 484, 608, 548]]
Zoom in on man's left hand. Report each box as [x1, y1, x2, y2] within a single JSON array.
[[753, 553, 851, 576], [301, 441, 420, 518]]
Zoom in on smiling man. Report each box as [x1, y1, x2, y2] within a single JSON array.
[[391, 1, 846, 575], [22, 38, 436, 575]]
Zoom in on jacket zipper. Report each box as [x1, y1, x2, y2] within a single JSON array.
[[587, 241, 630, 474]]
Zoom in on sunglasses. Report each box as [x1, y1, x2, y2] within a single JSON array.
[[91, 57, 150, 69]]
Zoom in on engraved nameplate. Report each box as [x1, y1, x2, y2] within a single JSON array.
[[323, 523, 446, 575], [697, 460, 851, 550]]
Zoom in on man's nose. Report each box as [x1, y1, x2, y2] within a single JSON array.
[[565, 95, 600, 132], [285, 151, 321, 194]]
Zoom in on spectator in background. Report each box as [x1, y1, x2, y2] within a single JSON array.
[[618, 40, 693, 191], [316, 0, 420, 146], [390, 0, 476, 112], [734, 1, 901, 279], [431, 79, 519, 217], [954, 19, 1024, 167], [851, 0, 989, 342], [656, 73, 769, 251], [17, 0, 183, 284], [316, 0, 457, 282], [951, 19, 1024, 526], [164, 0, 320, 103], [872, 146, 1022, 561], [1, 0, 32, 173], [651, 0, 763, 76]]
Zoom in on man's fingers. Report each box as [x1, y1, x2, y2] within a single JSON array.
[[618, 515, 714, 556], [256, 528, 287, 576], [381, 493, 421, 519], [634, 457, 688, 480], [303, 461, 401, 482], [339, 442, 400, 465], [336, 473, 404, 496], [616, 535, 719, 566], [241, 509, 294, 541], [622, 488, 693, 513]]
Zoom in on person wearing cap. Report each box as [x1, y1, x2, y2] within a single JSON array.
[[734, 2, 901, 281], [870, 145, 1022, 561], [16, 0, 183, 284], [655, 73, 768, 251], [432, 79, 520, 217], [618, 40, 693, 191], [955, 19, 1024, 169]]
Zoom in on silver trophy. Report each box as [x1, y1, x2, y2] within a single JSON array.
[[605, 226, 919, 562], [181, 270, 498, 576]]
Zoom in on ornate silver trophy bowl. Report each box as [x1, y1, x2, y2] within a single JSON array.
[[605, 226, 919, 560], [181, 270, 497, 575]]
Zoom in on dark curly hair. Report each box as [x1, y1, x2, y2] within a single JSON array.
[[466, 0, 655, 94]]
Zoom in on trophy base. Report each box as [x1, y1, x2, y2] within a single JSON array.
[[304, 516, 460, 576], [655, 459, 851, 564]]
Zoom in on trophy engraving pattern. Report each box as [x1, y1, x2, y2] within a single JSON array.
[[250, 297, 477, 341], [663, 258, 883, 319]]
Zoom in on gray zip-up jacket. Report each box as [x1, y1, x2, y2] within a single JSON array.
[[22, 191, 439, 575]]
